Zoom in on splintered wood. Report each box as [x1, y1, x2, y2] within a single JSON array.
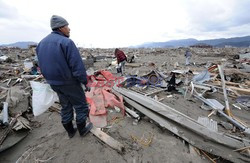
[[90, 127, 125, 153]]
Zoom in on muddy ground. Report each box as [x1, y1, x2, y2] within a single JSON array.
[[0, 47, 250, 163]]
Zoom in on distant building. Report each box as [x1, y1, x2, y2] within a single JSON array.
[[190, 43, 213, 48]]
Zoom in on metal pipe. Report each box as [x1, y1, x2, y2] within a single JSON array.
[[218, 110, 246, 132], [0, 111, 3, 123], [3, 102, 9, 126]]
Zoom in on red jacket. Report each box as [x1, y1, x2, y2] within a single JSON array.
[[115, 49, 127, 64]]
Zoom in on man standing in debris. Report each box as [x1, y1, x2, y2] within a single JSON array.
[[114, 48, 127, 75], [36, 15, 92, 138], [185, 49, 192, 65]]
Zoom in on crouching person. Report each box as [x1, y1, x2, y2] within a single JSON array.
[[36, 15, 93, 138]]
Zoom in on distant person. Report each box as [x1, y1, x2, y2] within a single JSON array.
[[114, 48, 127, 75], [36, 15, 92, 138], [128, 55, 135, 63], [185, 49, 192, 65]]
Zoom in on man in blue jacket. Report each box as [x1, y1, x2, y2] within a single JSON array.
[[36, 15, 92, 138]]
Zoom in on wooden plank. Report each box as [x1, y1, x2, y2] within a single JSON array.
[[90, 127, 125, 153], [119, 93, 192, 142], [0, 115, 20, 145], [0, 86, 9, 90], [125, 107, 139, 119], [218, 65, 232, 116], [213, 80, 242, 86], [113, 86, 250, 149], [125, 63, 141, 67], [234, 145, 250, 152], [145, 88, 168, 96], [224, 68, 250, 78], [193, 84, 212, 91], [114, 91, 250, 163], [227, 86, 250, 95], [200, 150, 216, 163]]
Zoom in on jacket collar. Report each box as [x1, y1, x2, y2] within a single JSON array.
[[51, 31, 69, 38]]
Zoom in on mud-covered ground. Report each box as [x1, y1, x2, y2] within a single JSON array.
[[1, 47, 249, 163]]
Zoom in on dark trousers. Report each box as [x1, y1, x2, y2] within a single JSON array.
[[50, 84, 89, 124]]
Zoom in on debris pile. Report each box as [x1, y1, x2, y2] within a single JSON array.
[[1, 46, 250, 162]]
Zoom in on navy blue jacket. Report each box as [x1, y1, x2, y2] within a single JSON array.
[[36, 31, 87, 85]]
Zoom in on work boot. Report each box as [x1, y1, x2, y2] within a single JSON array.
[[77, 122, 93, 137], [62, 121, 77, 138]]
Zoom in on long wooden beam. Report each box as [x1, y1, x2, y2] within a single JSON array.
[[113, 86, 250, 149], [113, 91, 250, 163]]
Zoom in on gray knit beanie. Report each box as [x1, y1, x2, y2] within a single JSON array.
[[50, 15, 69, 30]]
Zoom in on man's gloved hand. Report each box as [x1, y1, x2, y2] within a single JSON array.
[[81, 84, 91, 92], [85, 85, 90, 92]]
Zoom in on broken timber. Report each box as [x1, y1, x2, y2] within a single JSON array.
[[125, 107, 139, 119], [227, 86, 250, 95], [113, 86, 250, 162], [0, 115, 19, 145], [115, 91, 250, 162], [90, 127, 125, 153], [218, 65, 232, 116]]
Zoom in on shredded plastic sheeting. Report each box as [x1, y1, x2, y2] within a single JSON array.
[[86, 70, 125, 127], [192, 70, 211, 84]]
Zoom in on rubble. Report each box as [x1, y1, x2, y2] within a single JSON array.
[[1, 46, 250, 162]]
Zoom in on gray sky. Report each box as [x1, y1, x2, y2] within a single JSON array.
[[0, 0, 250, 48]]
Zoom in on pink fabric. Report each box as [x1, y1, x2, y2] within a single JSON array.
[[85, 70, 125, 126]]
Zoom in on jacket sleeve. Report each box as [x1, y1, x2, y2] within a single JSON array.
[[125, 53, 128, 61], [64, 40, 88, 85]]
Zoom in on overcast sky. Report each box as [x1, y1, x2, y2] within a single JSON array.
[[0, 0, 250, 48]]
